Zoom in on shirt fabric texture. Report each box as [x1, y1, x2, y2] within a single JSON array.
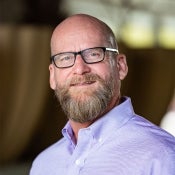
[[30, 97, 175, 175]]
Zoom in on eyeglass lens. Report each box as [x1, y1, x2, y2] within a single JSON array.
[[53, 47, 105, 68]]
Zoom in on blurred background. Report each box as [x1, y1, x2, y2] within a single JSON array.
[[0, 0, 175, 174]]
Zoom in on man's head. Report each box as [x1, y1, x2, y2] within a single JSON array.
[[49, 14, 128, 123]]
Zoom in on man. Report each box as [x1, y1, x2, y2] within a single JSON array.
[[30, 14, 175, 175]]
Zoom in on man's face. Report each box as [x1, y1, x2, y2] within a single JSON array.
[[54, 68, 118, 123], [49, 17, 127, 123]]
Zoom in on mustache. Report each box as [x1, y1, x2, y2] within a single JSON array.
[[67, 74, 104, 86]]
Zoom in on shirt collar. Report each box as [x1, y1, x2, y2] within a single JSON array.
[[62, 97, 135, 144]]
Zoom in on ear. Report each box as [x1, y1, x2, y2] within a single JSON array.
[[49, 64, 56, 90], [116, 54, 128, 80]]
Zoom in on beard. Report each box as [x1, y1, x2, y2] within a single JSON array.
[[55, 73, 116, 123]]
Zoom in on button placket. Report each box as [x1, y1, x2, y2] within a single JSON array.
[[68, 129, 92, 173]]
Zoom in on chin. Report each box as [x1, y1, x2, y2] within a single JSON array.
[[70, 89, 95, 101]]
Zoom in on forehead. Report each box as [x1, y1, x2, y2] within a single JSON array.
[[51, 16, 110, 54]]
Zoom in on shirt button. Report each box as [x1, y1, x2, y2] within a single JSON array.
[[98, 138, 102, 143], [75, 159, 81, 165]]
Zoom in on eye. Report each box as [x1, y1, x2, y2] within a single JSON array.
[[88, 49, 103, 59], [90, 51, 100, 57], [61, 56, 71, 61], [59, 54, 74, 62]]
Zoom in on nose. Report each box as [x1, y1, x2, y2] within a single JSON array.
[[72, 54, 91, 75]]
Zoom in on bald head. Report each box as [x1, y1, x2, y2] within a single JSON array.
[[50, 14, 117, 55]]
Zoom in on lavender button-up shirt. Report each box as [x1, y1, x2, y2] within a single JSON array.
[[30, 97, 175, 175]]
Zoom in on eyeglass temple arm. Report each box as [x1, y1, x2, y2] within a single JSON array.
[[106, 48, 119, 54]]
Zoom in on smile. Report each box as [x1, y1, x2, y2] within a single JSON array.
[[70, 81, 96, 87]]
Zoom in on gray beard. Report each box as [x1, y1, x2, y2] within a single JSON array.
[[55, 73, 115, 123]]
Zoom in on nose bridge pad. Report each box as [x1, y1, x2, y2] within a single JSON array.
[[75, 51, 86, 64], [72, 51, 91, 74]]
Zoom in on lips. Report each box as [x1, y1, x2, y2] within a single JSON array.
[[70, 80, 96, 86], [69, 74, 100, 87]]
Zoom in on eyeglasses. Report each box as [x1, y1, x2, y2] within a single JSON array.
[[50, 47, 119, 68]]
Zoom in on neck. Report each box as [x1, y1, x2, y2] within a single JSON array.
[[69, 96, 121, 143], [69, 120, 93, 143]]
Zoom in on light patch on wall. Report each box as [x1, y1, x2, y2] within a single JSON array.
[[120, 11, 154, 48], [158, 16, 175, 49]]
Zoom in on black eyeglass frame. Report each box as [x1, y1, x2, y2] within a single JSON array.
[[50, 47, 119, 68]]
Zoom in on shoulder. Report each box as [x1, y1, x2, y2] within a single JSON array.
[[30, 137, 67, 173], [106, 114, 175, 170], [118, 113, 175, 152]]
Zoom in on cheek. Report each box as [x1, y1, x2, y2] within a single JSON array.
[[55, 74, 64, 87], [55, 70, 71, 88], [94, 63, 111, 79], [49, 65, 68, 90]]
